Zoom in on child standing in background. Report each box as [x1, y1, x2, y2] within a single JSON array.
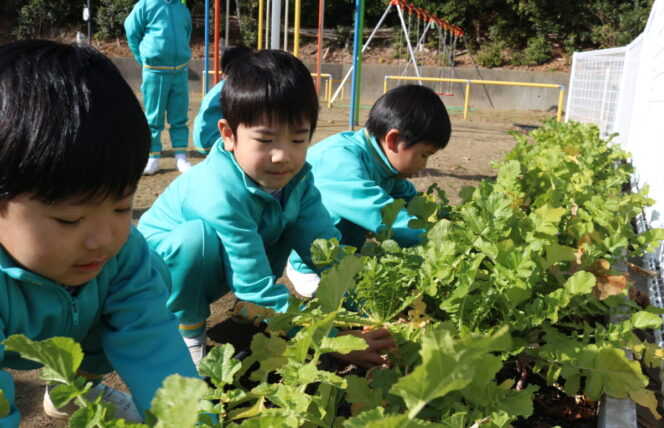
[[0, 40, 198, 426], [125, 0, 193, 175], [138, 49, 393, 368], [288, 85, 452, 297], [193, 44, 252, 155]]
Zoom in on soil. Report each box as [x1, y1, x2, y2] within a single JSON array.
[[9, 92, 563, 427]]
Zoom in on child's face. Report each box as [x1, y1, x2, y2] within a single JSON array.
[[382, 129, 439, 179], [0, 193, 133, 286], [220, 119, 310, 190]]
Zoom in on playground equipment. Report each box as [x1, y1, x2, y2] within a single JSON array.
[[337, 0, 463, 128], [203, 0, 305, 93], [384, 75, 566, 122], [199, 0, 463, 127]]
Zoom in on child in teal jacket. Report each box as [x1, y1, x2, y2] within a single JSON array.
[[138, 50, 394, 368], [125, 0, 193, 174], [0, 40, 198, 426], [193, 45, 251, 155], [288, 85, 452, 296]]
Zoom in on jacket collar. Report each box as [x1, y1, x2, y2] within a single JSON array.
[[215, 144, 312, 200], [360, 128, 399, 178], [0, 246, 56, 286]]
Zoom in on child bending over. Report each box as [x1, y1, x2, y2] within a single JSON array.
[[138, 50, 393, 368], [0, 40, 198, 425], [288, 84, 451, 297]]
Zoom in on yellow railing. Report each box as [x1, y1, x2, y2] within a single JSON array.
[[311, 73, 332, 108], [332, 79, 346, 102], [383, 76, 566, 122]]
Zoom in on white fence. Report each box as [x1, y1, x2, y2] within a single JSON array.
[[567, 0, 664, 345]]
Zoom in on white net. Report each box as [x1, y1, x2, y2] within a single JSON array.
[[567, 0, 664, 347], [565, 47, 626, 137]]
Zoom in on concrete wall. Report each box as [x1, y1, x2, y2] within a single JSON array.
[[112, 57, 570, 112]]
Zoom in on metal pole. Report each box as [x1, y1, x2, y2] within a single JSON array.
[[225, 0, 230, 47], [353, 0, 365, 125], [400, 21, 430, 76], [294, 0, 301, 56], [316, 0, 324, 93], [330, 3, 391, 105], [283, 0, 289, 50], [557, 87, 565, 122], [463, 81, 470, 120], [271, 0, 281, 49], [204, 0, 210, 93], [258, 0, 264, 49], [349, 0, 363, 129], [214, 0, 220, 83], [396, 4, 421, 81], [87, 0, 91, 44], [265, 0, 270, 49]]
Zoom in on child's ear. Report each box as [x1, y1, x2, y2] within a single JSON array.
[[383, 128, 402, 153], [218, 119, 236, 152]]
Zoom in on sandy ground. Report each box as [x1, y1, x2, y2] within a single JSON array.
[[8, 91, 553, 427]]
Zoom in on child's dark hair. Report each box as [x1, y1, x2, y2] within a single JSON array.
[[222, 49, 318, 137], [366, 84, 451, 149], [221, 44, 251, 75], [0, 40, 149, 205]]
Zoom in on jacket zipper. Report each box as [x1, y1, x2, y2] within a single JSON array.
[[70, 297, 80, 326]]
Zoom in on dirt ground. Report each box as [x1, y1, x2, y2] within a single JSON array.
[[9, 91, 553, 427]]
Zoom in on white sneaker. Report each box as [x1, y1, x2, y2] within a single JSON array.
[[143, 158, 160, 175], [286, 260, 321, 298], [175, 155, 192, 173], [183, 334, 207, 367], [44, 383, 142, 422]]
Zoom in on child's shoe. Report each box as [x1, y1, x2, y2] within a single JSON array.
[[43, 383, 142, 422], [183, 333, 207, 367], [175, 153, 192, 173], [143, 157, 160, 175]]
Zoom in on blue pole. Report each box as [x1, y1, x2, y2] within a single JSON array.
[[204, 0, 210, 93], [349, 0, 362, 130]]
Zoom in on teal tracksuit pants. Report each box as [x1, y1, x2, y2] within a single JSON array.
[[141, 68, 190, 157], [146, 220, 226, 337]]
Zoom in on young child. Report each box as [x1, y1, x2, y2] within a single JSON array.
[[137, 49, 393, 368], [0, 40, 198, 425], [125, 0, 193, 175], [193, 44, 252, 155], [287, 84, 452, 296]]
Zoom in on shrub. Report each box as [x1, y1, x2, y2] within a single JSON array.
[[523, 36, 552, 66], [476, 42, 503, 68], [95, 0, 134, 39], [14, 0, 78, 39]]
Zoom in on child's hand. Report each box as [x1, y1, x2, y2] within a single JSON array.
[[332, 328, 396, 368], [230, 301, 275, 326]]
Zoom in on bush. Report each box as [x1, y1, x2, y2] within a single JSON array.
[[476, 42, 503, 68], [95, 0, 134, 39], [523, 36, 552, 66], [14, 0, 78, 39]]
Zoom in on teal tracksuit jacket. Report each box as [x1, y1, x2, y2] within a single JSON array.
[[137, 144, 341, 336], [290, 129, 424, 273], [193, 81, 224, 155], [0, 227, 198, 426], [124, 0, 192, 157]]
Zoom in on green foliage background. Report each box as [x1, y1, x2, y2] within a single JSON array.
[[1, 0, 655, 62]]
